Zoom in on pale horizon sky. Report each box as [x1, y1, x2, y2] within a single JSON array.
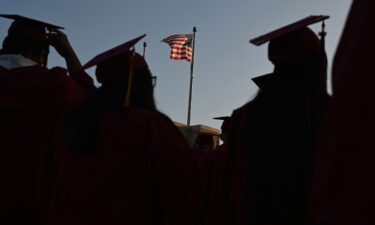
[[0, 0, 353, 130]]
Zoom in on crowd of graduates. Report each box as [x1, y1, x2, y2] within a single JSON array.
[[0, 1, 374, 225]]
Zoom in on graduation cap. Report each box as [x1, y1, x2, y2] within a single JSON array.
[[82, 34, 147, 107], [250, 15, 329, 65], [0, 14, 64, 42], [214, 116, 233, 133], [82, 34, 146, 70], [251, 73, 279, 88], [250, 15, 329, 46], [213, 116, 230, 121]]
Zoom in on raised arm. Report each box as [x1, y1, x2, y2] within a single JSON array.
[[48, 29, 82, 75]]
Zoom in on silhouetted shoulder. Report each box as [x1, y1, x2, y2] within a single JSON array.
[[101, 108, 180, 136], [0, 65, 48, 85], [124, 108, 175, 125], [47, 66, 68, 76]]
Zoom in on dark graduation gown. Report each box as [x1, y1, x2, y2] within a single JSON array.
[[224, 102, 252, 225], [203, 143, 230, 225], [227, 65, 328, 225], [48, 108, 206, 225], [0, 65, 94, 225], [310, 1, 375, 225]]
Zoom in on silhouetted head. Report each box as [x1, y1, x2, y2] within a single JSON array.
[[66, 35, 157, 155], [266, 27, 327, 93], [214, 116, 233, 143], [0, 15, 62, 66], [268, 27, 320, 66], [220, 117, 233, 143], [94, 52, 156, 110]]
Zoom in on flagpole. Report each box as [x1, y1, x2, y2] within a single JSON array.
[[143, 42, 147, 57], [187, 26, 197, 126]]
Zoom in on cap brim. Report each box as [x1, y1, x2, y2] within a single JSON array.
[[82, 34, 146, 70], [251, 73, 276, 88], [250, 15, 329, 46], [213, 116, 230, 120], [0, 14, 64, 29]]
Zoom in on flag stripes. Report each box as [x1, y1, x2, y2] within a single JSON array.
[[161, 34, 193, 62]]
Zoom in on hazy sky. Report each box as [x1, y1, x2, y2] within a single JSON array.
[[0, 0, 353, 129]]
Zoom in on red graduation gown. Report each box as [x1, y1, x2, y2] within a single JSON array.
[[0, 65, 94, 225], [49, 108, 206, 225], [310, 1, 375, 225]]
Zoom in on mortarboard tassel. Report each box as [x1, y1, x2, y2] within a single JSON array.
[[124, 50, 136, 107]]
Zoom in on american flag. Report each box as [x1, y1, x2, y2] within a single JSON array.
[[161, 34, 193, 62]]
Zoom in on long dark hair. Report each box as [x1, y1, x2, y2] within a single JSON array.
[[65, 61, 157, 155]]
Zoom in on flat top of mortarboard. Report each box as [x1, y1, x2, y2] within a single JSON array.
[[82, 34, 146, 70], [0, 14, 64, 29], [250, 15, 329, 46], [213, 116, 230, 120]]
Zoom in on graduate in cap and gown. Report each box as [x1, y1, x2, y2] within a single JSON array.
[[202, 116, 233, 225], [225, 16, 330, 225], [0, 15, 94, 225], [310, 1, 375, 225], [48, 35, 206, 225]]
